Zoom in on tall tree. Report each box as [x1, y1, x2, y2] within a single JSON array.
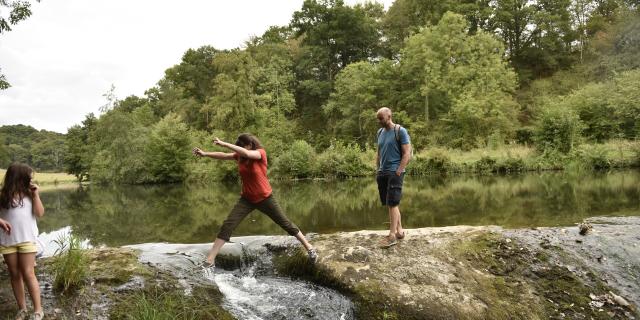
[[402, 12, 519, 149], [324, 60, 399, 145], [205, 50, 257, 132], [65, 114, 96, 181], [290, 0, 384, 133], [383, 0, 493, 56], [490, 0, 577, 80]]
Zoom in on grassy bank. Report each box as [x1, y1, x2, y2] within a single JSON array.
[[4, 140, 638, 186], [0, 246, 234, 320], [192, 140, 640, 182], [407, 140, 640, 176], [0, 168, 78, 185]]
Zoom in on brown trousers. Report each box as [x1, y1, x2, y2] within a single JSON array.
[[216, 194, 300, 242]]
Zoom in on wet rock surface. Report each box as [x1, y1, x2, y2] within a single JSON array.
[[505, 216, 640, 313], [1, 217, 639, 319], [303, 217, 640, 319]]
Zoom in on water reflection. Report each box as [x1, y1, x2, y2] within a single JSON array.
[[38, 170, 640, 247]]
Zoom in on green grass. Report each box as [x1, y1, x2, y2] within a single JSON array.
[[110, 286, 235, 320], [0, 168, 78, 185], [408, 140, 640, 176], [50, 233, 90, 292]]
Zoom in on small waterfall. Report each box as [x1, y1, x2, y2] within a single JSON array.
[[129, 237, 355, 320]]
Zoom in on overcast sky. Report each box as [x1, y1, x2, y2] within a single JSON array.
[[0, 0, 393, 133]]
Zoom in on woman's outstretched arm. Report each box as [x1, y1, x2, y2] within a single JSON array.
[[213, 137, 262, 160], [192, 147, 235, 160]]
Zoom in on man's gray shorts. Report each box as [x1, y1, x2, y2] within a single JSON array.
[[376, 172, 404, 207]]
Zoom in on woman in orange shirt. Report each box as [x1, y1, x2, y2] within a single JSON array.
[[193, 133, 317, 269]]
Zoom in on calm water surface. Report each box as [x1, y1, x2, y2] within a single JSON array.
[[38, 170, 640, 247]]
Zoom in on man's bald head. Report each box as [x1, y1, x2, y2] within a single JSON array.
[[377, 107, 392, 117], [376, 107, 393, 128]]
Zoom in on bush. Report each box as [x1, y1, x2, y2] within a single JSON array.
[[475, 156, 497, 173], [572, 141, 640, 171], [51, 233, 89, 292], [534, 106, 583, 153], [145, 114, 191, 183], [562, 70, 640, 142], [407, 150, 454, 175], [316, 141, 373, 178], [495, 158, 526, 174], [515, 127, 535, 145], [272, 140, 316, 178], [585, 146, 611, 170]]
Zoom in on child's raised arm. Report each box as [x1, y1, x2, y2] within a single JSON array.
[[30, 183, 45, 218]]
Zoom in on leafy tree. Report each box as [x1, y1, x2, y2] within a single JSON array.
[[206, 50, 257, 132], [65, 114, 96, 181], [145, 113, 191, 183], [382, 0, 493, 55], [88, 109, 150, 184], [290, 0, 384, 132], [115, 95, 148, 113], [0, 133, 8, 166], [324, 60, 398, 145], [0, 124, 65, 171], [291, 0, 384, 78], [163, 46, 220, 103], [245, 36, 300, 153], [402, 12, 519, 149], [560, 69, 640, 141], [31, 136, 65, 171], [490, 0, 576, 81]]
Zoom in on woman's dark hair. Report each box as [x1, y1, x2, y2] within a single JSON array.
[[235, 133, 263, 150], [0, 162, 34, 210]]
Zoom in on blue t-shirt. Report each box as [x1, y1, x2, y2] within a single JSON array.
[[377, 125, 411, 172]]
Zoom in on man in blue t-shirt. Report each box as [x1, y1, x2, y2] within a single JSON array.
[[375, 107, 411, 248]]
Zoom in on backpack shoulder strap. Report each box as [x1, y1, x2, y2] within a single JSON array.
[[394, 124, 401, 142], [376, 128, 384, 141]]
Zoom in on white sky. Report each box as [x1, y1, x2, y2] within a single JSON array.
[[0, 0, 393, 133]]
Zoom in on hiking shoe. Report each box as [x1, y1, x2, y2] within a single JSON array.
[[307, 248, 318, 263], [14, 309, 28, 320], [396, 230, 407, 240], [201, 260, 215, 270], [33, 311, 44, 320], [379, 235, 397, 248]]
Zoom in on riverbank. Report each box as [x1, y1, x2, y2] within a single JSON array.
[[0, 248, 234, 320], [408, 140, 640, 176], [1, 217, 638, 319], [288, 216, 639, 319], [0, 168, 78, 186], [4, 140, 638, 183]]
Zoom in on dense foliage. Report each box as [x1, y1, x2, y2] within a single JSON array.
[[2, 0, 639, 182], [0, 125, 65, 171]]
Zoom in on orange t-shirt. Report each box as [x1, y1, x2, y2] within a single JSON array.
[[233, 148, 272, 203]]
